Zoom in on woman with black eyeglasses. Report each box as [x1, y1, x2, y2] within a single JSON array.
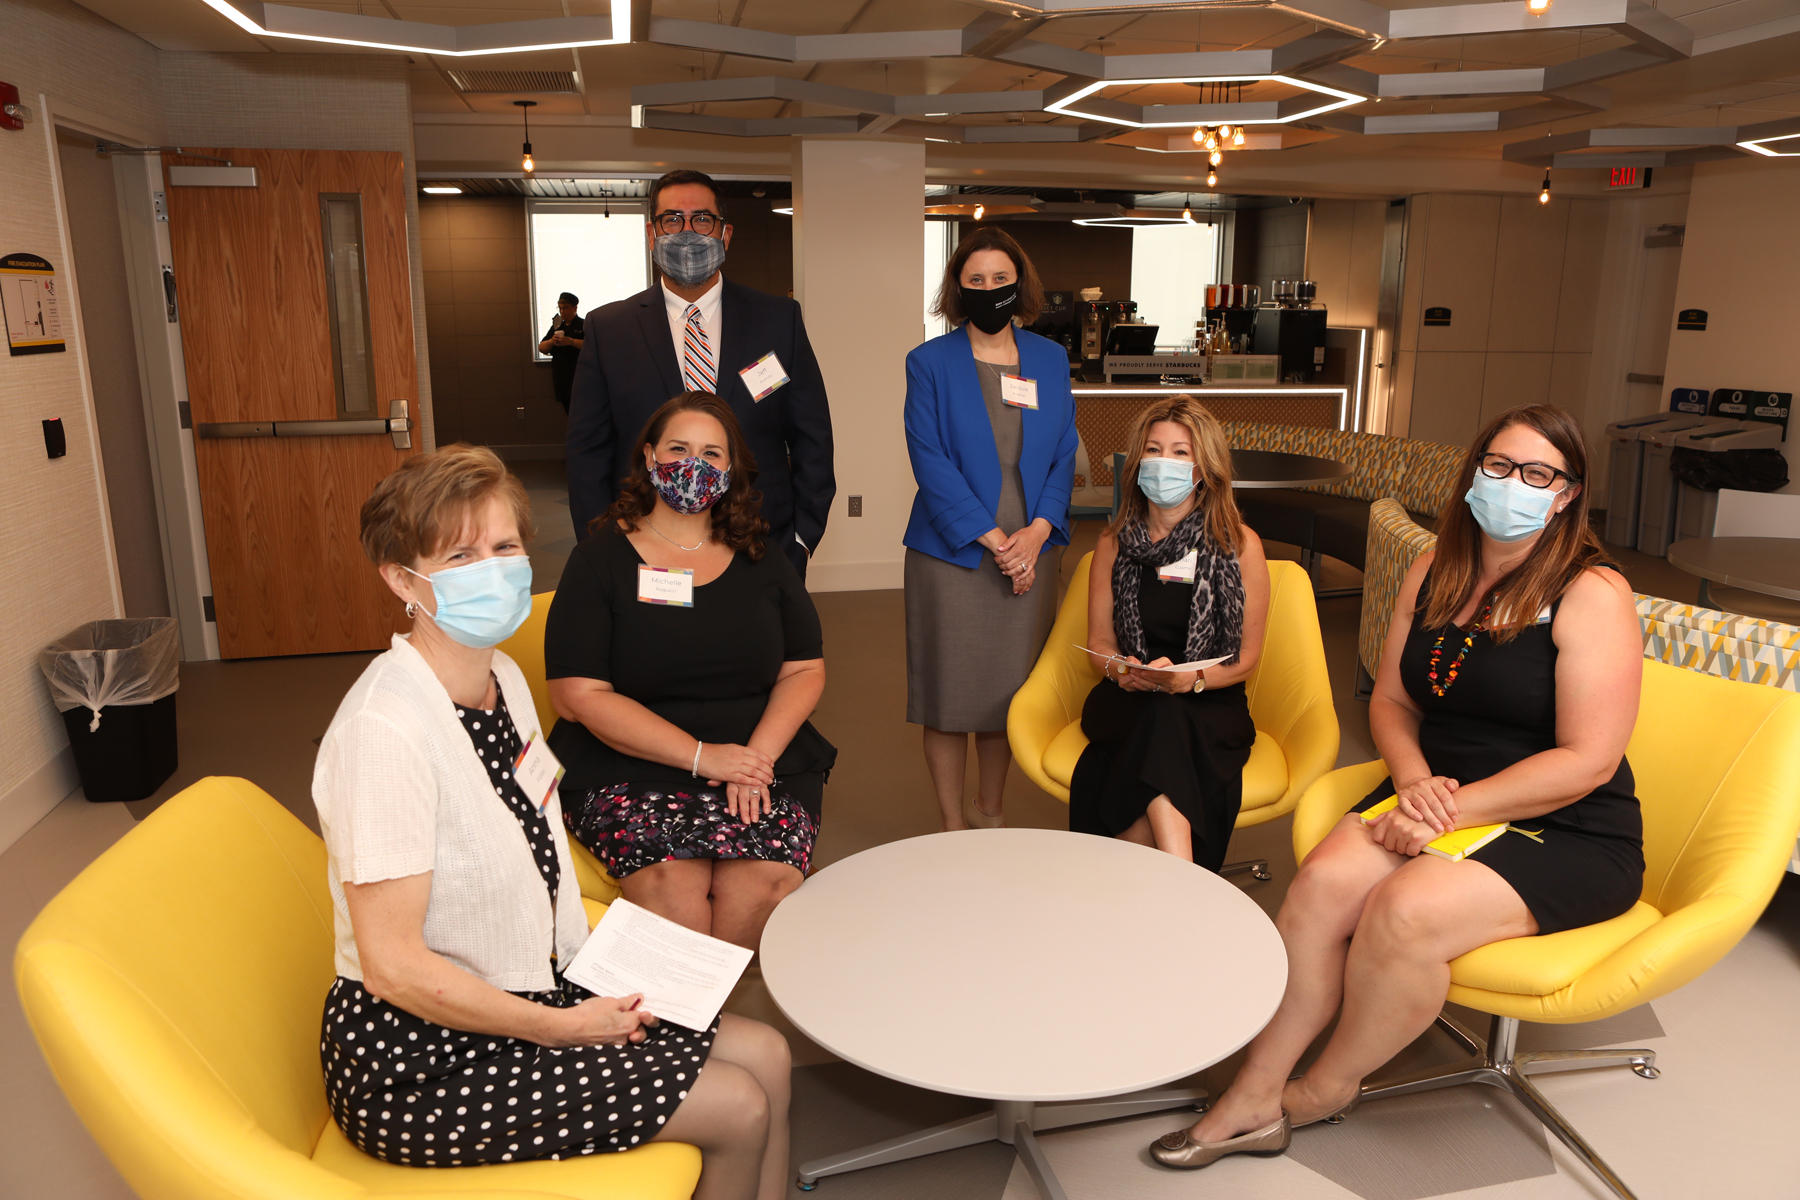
[[1148, 405, 1644, 1171]]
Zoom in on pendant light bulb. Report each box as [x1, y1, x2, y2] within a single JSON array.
[[1182, 195, 1193, 221], [1217, 124, 1233, 141], [1539, 171, 1551, 204], [522, 148, 534, 172], [1204, 131, 1219, 151], [974, 203, 985, 221], [1233, 127, 1246, 146], [513, 100, 538, 175], [1209, 149, 1223, 167], [1207, 168, 1218, 188], [1527, 0, 1550, 12], [1192, 125, 1206, 145]]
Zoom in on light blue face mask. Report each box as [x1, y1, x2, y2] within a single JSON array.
[[1138, 457, 1198, 509], [405, 555, 534, 649], [1464, 472, 1559, 543]]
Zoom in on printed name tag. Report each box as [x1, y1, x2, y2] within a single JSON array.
[[1158, 549, 1198, 584], [514, 736, 566, 812], [637, 564, 695, 607], [739, 352, 790, 402], [1000, 374, 1038, 409]]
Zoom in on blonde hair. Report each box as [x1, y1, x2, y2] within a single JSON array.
[[359, 444, 535, 567], [1109, 396, 1242, 553]]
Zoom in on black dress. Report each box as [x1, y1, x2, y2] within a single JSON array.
[[1350, 575, 1644, 935], [320, 682, 717, 1166], [1068, 567, 1256, 873], [547, 525, 836, 879]]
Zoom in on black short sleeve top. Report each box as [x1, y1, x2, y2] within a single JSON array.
[[544, 523, 833, 791]]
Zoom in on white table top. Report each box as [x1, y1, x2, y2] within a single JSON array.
[[759, 828, 1288, 1103]]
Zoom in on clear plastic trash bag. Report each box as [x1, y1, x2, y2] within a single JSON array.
[[38, 618, 179, 732]]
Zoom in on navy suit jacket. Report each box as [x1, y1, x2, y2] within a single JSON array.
[[902, 326, 1078, 569], [565, 279, 835, 570]]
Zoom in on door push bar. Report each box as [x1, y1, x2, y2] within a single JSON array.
[[198, 400, 413, 449]]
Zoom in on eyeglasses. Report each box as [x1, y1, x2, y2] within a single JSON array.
[[652, 210, 722, 236], [1478, 453, 1577, 489]]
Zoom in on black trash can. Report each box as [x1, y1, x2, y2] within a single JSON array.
[[39, 618, 181, 803]]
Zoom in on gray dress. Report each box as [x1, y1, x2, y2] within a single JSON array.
[[905, 358, 1063, 731]]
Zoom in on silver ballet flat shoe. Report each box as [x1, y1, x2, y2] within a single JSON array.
[[1288, 1087, 1361, 1129], [1149, 1114, 1291, 1169]]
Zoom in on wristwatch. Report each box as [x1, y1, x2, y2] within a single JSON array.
[[1192, 672, 1207, 694]]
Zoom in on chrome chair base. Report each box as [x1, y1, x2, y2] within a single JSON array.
[[1220, 858, 1273, 882], [1359, 1011, 1657, 1200]]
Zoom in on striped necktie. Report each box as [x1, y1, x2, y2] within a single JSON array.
[[681, 304, 716, 394]]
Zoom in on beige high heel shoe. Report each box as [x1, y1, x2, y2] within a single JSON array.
[[964, 797, 1005, 829], [1149, 1114, 1291, 1169]]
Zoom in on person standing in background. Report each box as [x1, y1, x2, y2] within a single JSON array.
[[903, 227, 1078, 831], [538, 291, 584, 414], [566, 170, 834, 579]]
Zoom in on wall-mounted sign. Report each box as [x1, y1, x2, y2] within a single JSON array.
[[1, 252, 65, 356], [1676, 308, 1708, 331], [1423, 306, 1452, 327], [1670, 388, 1709, 415], [1608, 166, 1653, 189], [1711, 388, 1792, 436]]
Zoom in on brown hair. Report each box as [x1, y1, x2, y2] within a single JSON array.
[[649, 169, 724, 219], [1421, 404, 1610, 641], [360, 444, 535, 567], [930, 225, 1045, 327], [603, 392, 768, 558], [1109, 395, 1242, 554]]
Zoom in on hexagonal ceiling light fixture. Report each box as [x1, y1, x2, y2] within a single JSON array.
[[1737, 117, 1800, 157], [1044, 74, 1363, 129]]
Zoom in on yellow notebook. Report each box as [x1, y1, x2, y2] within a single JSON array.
[[1360, 795, 1513, 861]]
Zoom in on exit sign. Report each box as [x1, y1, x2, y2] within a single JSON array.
[[1608, 167, 1653, 189]]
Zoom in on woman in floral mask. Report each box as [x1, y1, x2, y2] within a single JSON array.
[[548, 392, 835, 952]]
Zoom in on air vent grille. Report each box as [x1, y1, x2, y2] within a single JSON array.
[[446, 70, 579, 94]]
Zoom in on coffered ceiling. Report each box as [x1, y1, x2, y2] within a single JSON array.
[[70, 0, 1800, 187]]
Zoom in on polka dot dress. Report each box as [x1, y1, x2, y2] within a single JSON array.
[[319, 679, 718, 1167]]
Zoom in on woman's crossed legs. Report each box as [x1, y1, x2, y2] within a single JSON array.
[[654, 1012, 792, 1200], [1188, 813, 1537, 1142]]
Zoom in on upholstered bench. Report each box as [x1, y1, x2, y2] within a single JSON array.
[[1221, 423, 1465, 573]]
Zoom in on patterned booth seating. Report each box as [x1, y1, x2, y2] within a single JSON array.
[[1220, 422, 1465, 573], [1358, 500, 1800, 871]]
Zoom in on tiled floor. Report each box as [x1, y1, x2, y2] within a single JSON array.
[[5, 479, 1797, 1200]]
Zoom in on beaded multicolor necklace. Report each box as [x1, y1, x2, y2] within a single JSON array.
[[1427, 600, 1494, 697]]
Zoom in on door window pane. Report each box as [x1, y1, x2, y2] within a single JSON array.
[[319, 194, 377, 416], [528, 202, 649, 360]]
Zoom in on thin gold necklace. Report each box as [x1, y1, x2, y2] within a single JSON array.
[[646, 521, 706, 552]]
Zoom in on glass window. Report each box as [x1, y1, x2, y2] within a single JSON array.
[[923, 219, 957, 344], [1129, 221, 1221, 350], [527, 201, 649, 361], [319, 194, 376, 416]]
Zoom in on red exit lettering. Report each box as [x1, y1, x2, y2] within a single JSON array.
[[1609, 167, 1639, 188]]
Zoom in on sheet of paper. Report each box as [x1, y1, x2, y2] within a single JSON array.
[[1073, 645, 1231, 675], [563, 898, 754, 1031]]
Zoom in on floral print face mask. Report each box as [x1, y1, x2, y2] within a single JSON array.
[[648, 454, 731, 514]]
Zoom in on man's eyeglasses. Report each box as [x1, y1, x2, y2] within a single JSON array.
[[653, 210, 722, 236], [1478, 453, 1577, 490]]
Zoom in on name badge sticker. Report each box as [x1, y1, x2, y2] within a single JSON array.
[[514, 736, 566, 812], [637, 564, 695, 607], [739, 352, 790, 402], [1158, 549, 1198, 584], [1000, 374, 1038, 409]]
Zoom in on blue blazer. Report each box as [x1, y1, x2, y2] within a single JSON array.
[[903, 326, 1079, 569]]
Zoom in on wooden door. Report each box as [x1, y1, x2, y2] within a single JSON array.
[[166, 149, 417, 658]]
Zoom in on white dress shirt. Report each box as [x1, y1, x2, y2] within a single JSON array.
[[662, 274, 724, 374]]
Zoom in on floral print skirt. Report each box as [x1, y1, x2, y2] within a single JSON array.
[[564, 781, 818, 880]]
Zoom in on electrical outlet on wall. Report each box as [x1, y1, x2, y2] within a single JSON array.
[[848, 495, 862, 517]]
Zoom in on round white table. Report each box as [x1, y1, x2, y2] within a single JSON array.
[[760, 828, 1288, 1198]]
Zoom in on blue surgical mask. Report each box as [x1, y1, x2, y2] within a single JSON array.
[[406, 555, 534, 649], [1464, 472, 1558, 543], [1137, 457, 1198, 509]]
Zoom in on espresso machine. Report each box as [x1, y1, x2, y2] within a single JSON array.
[[1077, 298, 1137, 377], [1253, 278, 1328, 382]]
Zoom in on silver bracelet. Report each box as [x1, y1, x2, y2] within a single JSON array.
[[691, 740, 703, 777]]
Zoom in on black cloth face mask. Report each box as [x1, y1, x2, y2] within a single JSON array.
[[959, 281, 1019, 335]]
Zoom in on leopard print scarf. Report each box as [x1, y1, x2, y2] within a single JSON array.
[[1112, 509, 1245, 667]]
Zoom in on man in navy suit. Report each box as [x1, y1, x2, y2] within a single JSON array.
[[566, 169, 835, 578]]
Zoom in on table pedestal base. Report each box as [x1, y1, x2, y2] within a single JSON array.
[[795, 1086, 1209, 1199]]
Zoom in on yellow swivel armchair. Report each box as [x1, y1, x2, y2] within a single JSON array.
[[498, 591, 621, 913], [1009, 554, 1340, 878], [1291, 661, 1800, 1200], [13, 776, 699, 1200]]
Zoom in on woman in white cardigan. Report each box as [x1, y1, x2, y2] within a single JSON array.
[[313, 444, 791, 1200]]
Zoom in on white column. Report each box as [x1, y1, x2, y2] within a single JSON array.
[[792, 137, 925, 591]]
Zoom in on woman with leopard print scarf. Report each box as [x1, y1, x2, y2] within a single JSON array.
[[1068, 396, 1271, 870]]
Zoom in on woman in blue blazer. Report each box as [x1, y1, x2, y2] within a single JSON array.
[[903, 226, 1078, 831]]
